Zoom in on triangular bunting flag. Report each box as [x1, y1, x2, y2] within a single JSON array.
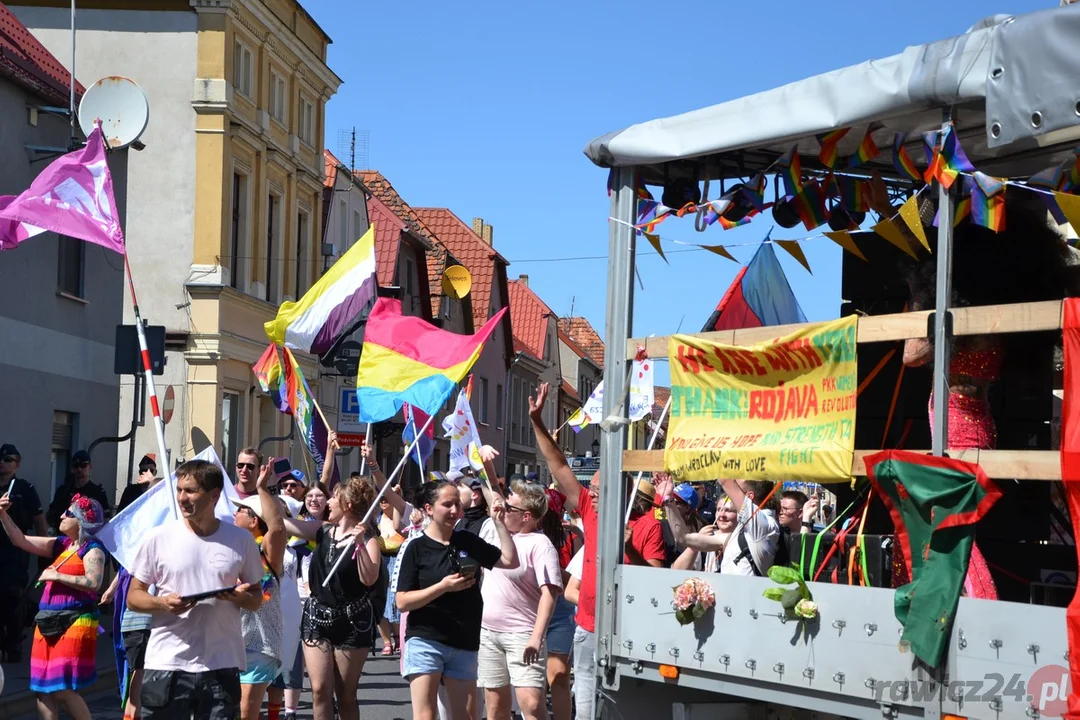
[[699, 244, 738, 262], [644, 232, 668, 264], [1055, 192, 1080, 237], [872, 219, 918, 259], [897, 195, 930, 252], [774, 239, 812, 274], [970, 172, 1006, 233], [824, 230, 867, 261]]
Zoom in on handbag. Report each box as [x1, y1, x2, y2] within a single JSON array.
[[34, 608, 82, 639]]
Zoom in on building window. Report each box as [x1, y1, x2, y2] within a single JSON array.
[[222, 392, 243, 471], [295, 209, 310, 297], [338, 200, 347, 247], [495, 383, 504, 429], [269, 70, 287, 125], [57, 235, 84, 297], [478, 378, 489, 425], [352, 209, 362, 243], [230, 172, 249, 290], [50, 410, 76, 500], [233, 40, 253, 98], [299, 96, 314, 145], [404, 256, 414, 297], [266, 193, 281, 303]]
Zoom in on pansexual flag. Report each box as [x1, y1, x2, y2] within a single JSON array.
[[252, 343, 289, 413], [265, 225, 378, 357], [702, 236, 807, 331], [355, 298, 507, 423]]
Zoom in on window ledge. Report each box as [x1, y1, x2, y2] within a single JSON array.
[[56, 291, 88, 305]]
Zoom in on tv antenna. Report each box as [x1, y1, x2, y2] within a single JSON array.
[[337, 128, 369, 172], [78, 77, 150, 149]]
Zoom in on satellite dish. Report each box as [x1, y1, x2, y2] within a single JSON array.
[[441, 265, 472, 299], [78, 77, 149, 149]]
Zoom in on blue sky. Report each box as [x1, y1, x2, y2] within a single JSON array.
[[304, 0, 1050, 383]]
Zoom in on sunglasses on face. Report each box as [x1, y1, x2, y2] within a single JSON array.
[[504, 502, 526, 514], [282, 481, 302, 490], [1, 456, 17, 463], [235, 463, 257, 471], [62, 509, 75, 519]]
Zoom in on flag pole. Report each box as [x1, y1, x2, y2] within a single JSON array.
[[281, 346, 332, 432], [122, 255, 175, 518], [358, 422, 371, 475], [322, 409, 438, 587], [623, 396, 672, 524]]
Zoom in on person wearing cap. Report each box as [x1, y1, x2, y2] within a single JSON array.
[[0, 442, 46, 663], [279, 469, 307, 519], [623, 479, 666, 569], [117, 454, 159, 515], [0, 491, 107, 718], [657, 480, 703, 567], [47, 450, 111, 532], [232, 461, 289, 720]]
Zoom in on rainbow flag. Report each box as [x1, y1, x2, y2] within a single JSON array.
[[777, 147, 802, 198], [793, 180, 828, 231], [354, 298, 507, 423], [970, 172, 1006, 232], [817, 128, 850, 168], [925, 126, 974, 190], [893, 134, 921, 182], [253, 344, 289, 413], [837, 176, 869, 213], [847, 130, 880, 168], [265, 225, 378, 357], [282, 347, 326, 475]]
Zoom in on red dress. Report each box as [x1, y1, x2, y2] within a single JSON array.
[[893, 344, 1001, 599]]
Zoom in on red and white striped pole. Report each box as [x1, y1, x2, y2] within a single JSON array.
[[123, 255, 175, 517]]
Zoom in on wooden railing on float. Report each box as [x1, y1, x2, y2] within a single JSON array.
[[623, 300, 1066, 481]]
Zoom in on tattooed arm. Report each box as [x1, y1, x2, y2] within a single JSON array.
[[40, 547, 106, 593]]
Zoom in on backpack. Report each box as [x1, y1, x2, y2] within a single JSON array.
[[733, 525, 790, 577]]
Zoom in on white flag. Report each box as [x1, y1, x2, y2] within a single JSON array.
[[441, 389, 482, 472], [95, 446, 241, 570], [628, 359, 655, 421], [582, 383, 605, 423]]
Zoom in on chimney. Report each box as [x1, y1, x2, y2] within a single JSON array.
[[472, 217, 494, 245], [519, 274, 529, 287]]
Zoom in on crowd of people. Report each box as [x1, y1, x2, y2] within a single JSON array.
[[0, 380, 834, 720]]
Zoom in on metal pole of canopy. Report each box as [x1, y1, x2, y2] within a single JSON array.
[[931, 110, 955, 456], [594, 167, 637, 698]]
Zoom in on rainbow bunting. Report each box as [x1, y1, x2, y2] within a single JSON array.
[[922, 131, 938, 165], [954, 196, 972, 226], [744, 173, 767, 210], [925, 125, 974, 190], [636, 205, 669, 234], [252, 344, 289, 414], [969, 172, 1006, 232], [793, 180, 828, 231], [718, 210, 757, 230], [847, 130, 880, 168], [893, 134, 921, 182], [777, 147, 803, 198], [354, 298, 506, 423], [817, 128, 850, 168], [837, 176, 869, 213]]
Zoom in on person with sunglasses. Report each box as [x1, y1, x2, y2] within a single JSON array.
[[232, 448, 264, 500], [47, 450, 111, 533], [0, 443, 46, 663], [395, 480, 518, 720]]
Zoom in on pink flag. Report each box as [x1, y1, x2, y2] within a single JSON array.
[[0, 125, 124, 254]]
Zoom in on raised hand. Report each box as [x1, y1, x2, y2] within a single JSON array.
[[489, 495, 507, 524], [529, 383, 549, 417], [326, 431, 339, 453], [479, 445, 500, 463], [257, 459, 275, 491]]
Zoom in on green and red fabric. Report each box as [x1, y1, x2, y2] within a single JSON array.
[[865, 450, 1001, 668], [1059, 298, 1080, 720]]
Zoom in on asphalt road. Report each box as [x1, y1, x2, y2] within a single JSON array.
[[11, 652, 413, 720]]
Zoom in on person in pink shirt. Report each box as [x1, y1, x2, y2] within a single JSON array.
[[478, 480, 562, 720]]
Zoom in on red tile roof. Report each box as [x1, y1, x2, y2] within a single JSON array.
[[560, 379, 580, 402], [365, 193, 407, 286], [507, 279, 554, 362], [323, 149, 342, 188], [558, 330, 592, 364], [413, 208, 510, 332], [557, 317, 605, 369], [653, 386, 671, 417], [0, 3, 85, 107]]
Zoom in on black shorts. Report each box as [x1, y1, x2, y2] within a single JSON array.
[[123, 629, 151, 671], [301, 597, 375, 650], [141, 668, 240, 720]]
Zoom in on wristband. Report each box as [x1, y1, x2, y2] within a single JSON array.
[[801, 521, 814, 528]]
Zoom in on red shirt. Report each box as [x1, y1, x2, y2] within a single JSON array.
[[626, 511, 665, 566], [576, 490, 598, 633]]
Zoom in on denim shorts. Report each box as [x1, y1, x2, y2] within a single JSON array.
[[402, 636, 478, 682], [546, 595, 576, 656], [239, 651, 280, 686]]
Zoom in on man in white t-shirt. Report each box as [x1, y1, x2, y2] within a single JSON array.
[[128, 459, 265, 720], [718, 479, 780, 577]]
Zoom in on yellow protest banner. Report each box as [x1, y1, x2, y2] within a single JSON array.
[[665, 316, 857, 483]]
